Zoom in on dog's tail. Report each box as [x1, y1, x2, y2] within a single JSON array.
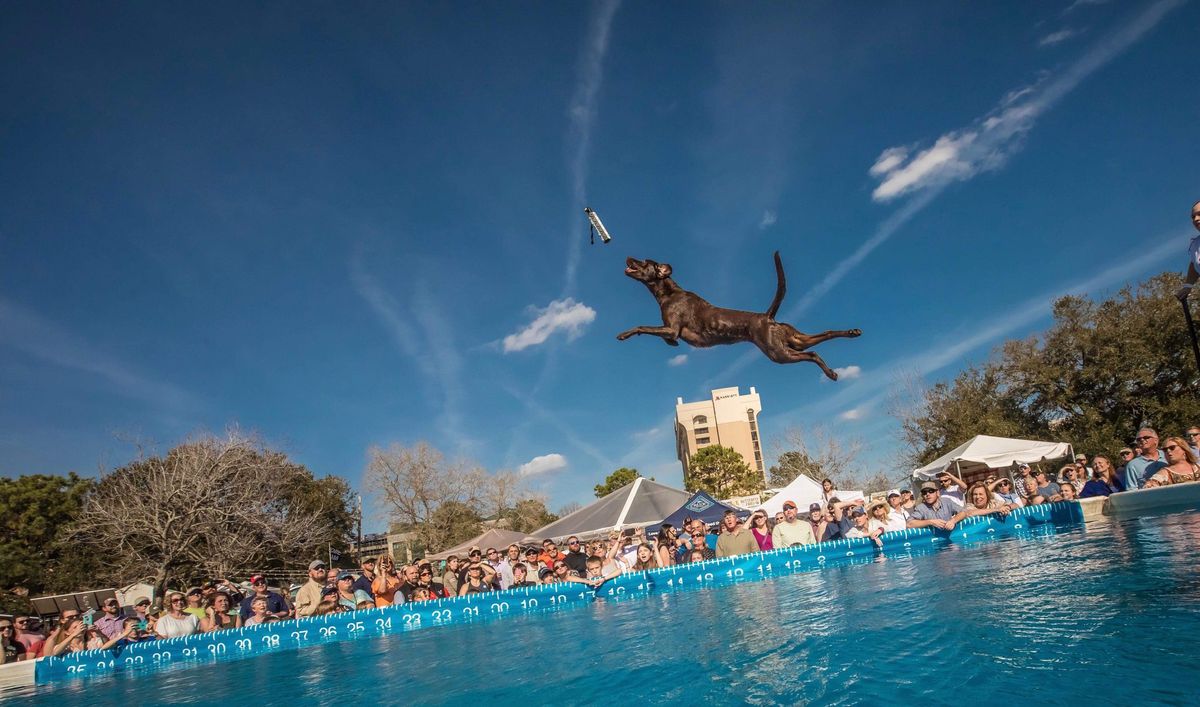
[[765, 251, 786, 320]]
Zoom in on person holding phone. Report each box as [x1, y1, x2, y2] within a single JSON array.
[[101, 617, 153, 652]]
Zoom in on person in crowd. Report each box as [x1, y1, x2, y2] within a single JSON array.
[[867, 499, 905, 533], [899, 489, 916, 512], [686, 549, 708, 563], [333, 571, 366, 611], [539, 539, 567, 569], [11, 616, 43, 660], [239, 575, 290, 622], [806, 502, 828, 540], [629, 543, 662, 570], [1074, 454, 1094, 479], [886, 490, 910, 521], [820, 478, 837, 503], [1185, 426, 1200, 458], [989, 478, 1024, 507], [1059, 465, 1084, 493], [715, 510, 759, 557], [482, 547, 512, 590], [537, 567, 556, 584], [93, 597, 125, 641], [351, 556, 376, 601], [314, 585, 341, 615], [182, 587, 206, 621], [458, 562, 495, 595], [47, 614, 89, 657], [583, 555, 620, 585], [155, 592, 200, 638], [774, 511, 786, 526], [907, 481, 960, 531], [522, 547, 545, 578], [395, 563, 422, 601], [100, 617, 154, 652], [414, 564, 444, 598], [1014, 464, 1036, 497], [1115, 448, 1134, 485], [1059, 482, 1078, 500], [241, 596, 275, 627], [935, 472, 967, 506], [1081, 456, 1121, 497], [656, 525, 679, 566], [295, 560, 329, 617], [442, 556, 462, 596], [325, 567, 339, 586], [1125, 428, 1167, 490], [844, 507, 883, 548], [130, 597, 154, 632], [563, 536, 589, 576], [772, 500, 817, 547], [201, 591, 236, 631], [42, 608, 80, 656], [956, 481, 1015, 519], [366, 554, 401, 607], [825, 499, 860, 540], [1160, 436, 1200, 484], [0, 619, 19, 664], [1034, 470, 1062, 500], [511, 562, 537, 588], [748, 511, 774, 551], [686, 527, 716, 561]]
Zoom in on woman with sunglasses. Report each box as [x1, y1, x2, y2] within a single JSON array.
[[201, 591, 236, 632], [655, 525, 678, 567], [414, 563, 446, 598], [1080, 456, 1121, 498], [457, 563, 495, 596], [1159, 436, 1200, 484], [154, 591, 199, 638], [748, 511, 774, 551]]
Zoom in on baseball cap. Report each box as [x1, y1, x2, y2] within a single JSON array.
[[309, 560, 327, 570], [186, 586, 202, 596], [886, 489, 900, 498], [321, 585, 338, 597], [250, 574, 266, 584], [1018, 463, 1031, 470], [849, 507, 867, 518], [134, 597, 150, 607], [1074, 454, 1086, 461], [920, 481, 938, 492], [782, 500, 797, 510], [336, 571, 354, 582], [808, 503, 822, 513], [538, 567, 553, 580]]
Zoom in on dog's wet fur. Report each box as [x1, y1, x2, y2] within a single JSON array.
[[617, 252, 860, 379]]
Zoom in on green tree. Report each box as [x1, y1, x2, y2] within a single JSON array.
[[501, 499, 558, 533], [594, 467, 642, 497], [687, 445, 762, 497], [893, 272, 1200, 467], [0, 473, 97, 613], [768, 451, 814, 488], [425, 501, 482, 552]]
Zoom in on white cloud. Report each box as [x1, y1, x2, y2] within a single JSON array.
[[839, 407, 865, 421], [1065, 0, 1109, 14], [869, 0, 1181, 203], [631, 425, 663, 441], [502, 298, 597, 353], [518, 453, 568, 477], [1039, 29, 1078, 47], [759, 210, 778, 229], [667, 354, 688, 367], [834, 365, 862, 380]]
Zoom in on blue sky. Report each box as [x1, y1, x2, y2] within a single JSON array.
[[2, 0, 1198, 528]]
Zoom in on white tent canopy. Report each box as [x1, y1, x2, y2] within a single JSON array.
[[756, 474, 864, 516], [523, 477, 691, 542], [910, 434, 1073, 480]]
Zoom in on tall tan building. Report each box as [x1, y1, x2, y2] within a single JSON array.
[[675, 386, 765, 489]]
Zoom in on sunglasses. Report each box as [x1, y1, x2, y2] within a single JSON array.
[[921, 489, 938, 495], [1189, 432, 1200, 437], [1135, 435, 1155, 441], [1121, 451, 1134, 456], [1164, 444, 1180, 452]]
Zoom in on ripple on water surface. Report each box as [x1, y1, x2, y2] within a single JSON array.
[[11, 510, 1200, 706]]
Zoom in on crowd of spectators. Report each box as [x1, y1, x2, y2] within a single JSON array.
[[3, 426, 1197, 666]]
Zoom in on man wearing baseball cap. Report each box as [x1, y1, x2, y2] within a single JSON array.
[[771, 500, 817, 548], [907, 481, 960, 531], [295, 560, 328, 618], [238, 574, 290, 621]]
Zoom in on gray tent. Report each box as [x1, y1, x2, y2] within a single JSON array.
[[523, 477, 691, 542], [424, 527, 531, 562]]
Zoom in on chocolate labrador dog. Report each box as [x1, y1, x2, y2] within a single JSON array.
[[617, 252, 860, 379]]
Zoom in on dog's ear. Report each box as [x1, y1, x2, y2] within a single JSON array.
[[655, 263, 673, 279]]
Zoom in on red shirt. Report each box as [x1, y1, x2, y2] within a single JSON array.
[[539, 551, 566, 568]]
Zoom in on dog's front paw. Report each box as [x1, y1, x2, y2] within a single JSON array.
[[826, 369, 839, 381], [848, 328, 862, 337], [616, 331, 633, 341]]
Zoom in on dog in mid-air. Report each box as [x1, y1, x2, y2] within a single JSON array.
[[617, 252, 861, 380]]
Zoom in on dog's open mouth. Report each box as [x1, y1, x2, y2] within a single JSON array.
[[625, 257, 639, 274]]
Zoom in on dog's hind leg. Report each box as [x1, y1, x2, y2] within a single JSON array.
[[616, 326, 681, 346], [790, 328, 862, 349], [782, 350, 839, 380]]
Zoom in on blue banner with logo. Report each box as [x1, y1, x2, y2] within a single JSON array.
[[35, 502, 1082, 687]]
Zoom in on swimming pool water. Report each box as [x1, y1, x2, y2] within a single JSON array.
[[10, 510, 1200, 705]]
